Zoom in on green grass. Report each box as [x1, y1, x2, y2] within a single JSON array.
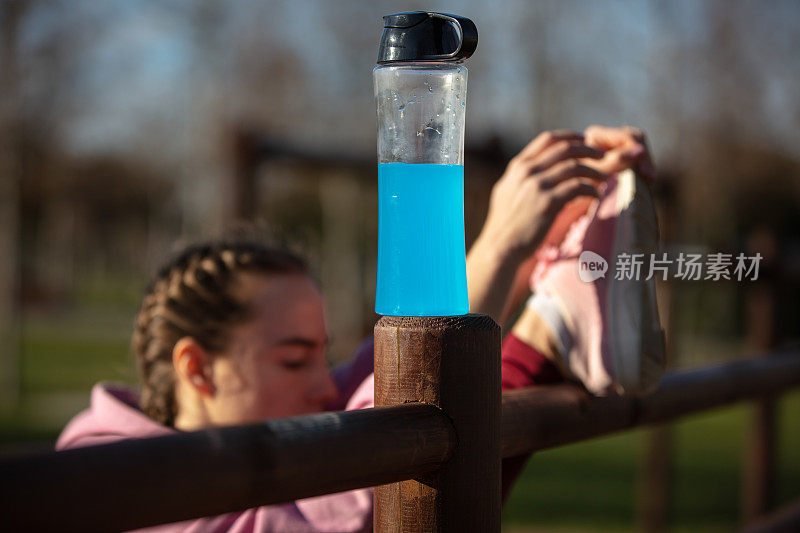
[[1, 307, 136, 442], [19, 308, 136, 394], [503, 431, 641, 532], [20, 334, 134, 393], [502, 390, 800, 532]]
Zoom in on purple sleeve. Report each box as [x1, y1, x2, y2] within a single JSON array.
[[326, 336, 375, 412]]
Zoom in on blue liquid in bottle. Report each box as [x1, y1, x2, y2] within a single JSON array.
[[376, 162, 469, 316]]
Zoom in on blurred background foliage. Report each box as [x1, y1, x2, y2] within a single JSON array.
[[1, 0, 799, 531]]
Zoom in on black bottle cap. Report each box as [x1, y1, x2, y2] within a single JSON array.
[[377, 12, 478, 64]]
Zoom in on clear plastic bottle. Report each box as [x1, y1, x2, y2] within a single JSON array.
[[373, 12, 478, 316]]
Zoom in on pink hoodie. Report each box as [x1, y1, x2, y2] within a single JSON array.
[[56, 339, 377, 533]]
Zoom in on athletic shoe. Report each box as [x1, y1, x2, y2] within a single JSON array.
[[527, 169, 666, 396]]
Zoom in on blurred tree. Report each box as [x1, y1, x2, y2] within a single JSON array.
[[0, 0, 29, 408]]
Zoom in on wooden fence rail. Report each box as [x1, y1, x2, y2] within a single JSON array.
[[1, 349, 799, 532], [0, 403, 456, 532], [502, 349, 800, 456]]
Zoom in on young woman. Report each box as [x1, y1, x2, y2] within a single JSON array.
[[57, 126, 659, 532]]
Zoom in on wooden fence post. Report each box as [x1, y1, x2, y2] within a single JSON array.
[[638, 173, 678, 533], [741, 228, 779, 524], [374, 315, 501, 532]]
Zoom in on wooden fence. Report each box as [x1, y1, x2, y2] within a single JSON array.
[[1, 314, 799, 532]]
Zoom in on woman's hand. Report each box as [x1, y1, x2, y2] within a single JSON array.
[[477, 129, 609, 263], [467, 129, 608, 324], [582, 124, 655, 181], [500, 125, 656, 325], [537, 125, 655, 250]]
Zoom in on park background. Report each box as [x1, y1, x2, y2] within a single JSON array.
[[1, 0, 799, 531]]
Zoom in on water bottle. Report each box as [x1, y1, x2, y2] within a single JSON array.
[[374, 11, 478, 316]]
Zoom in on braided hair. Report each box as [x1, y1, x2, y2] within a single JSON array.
[[132, 239, 309, 426]]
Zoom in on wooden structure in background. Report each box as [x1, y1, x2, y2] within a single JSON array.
[[227, 127, 507, 358]]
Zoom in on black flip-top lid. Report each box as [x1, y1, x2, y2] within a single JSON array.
[[377, 12, 478, 64]]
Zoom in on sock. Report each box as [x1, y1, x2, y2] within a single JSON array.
[[525, 291, 573, 361]]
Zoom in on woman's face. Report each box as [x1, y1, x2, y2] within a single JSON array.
[[206, 271, 339, 425]]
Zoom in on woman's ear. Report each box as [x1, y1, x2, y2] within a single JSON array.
[[172, 337, 215, 397]]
